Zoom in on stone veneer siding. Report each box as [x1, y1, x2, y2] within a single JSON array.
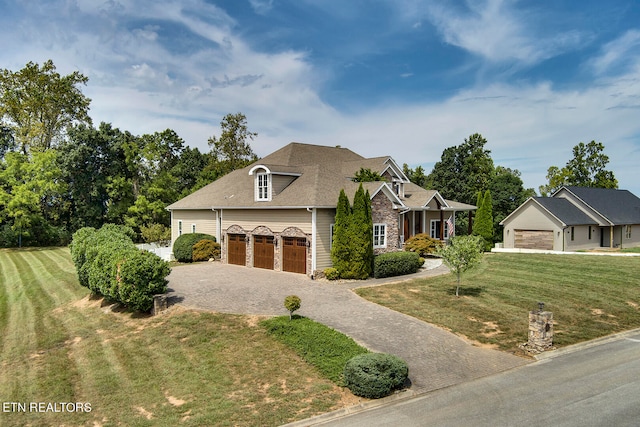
[[371, 191, 400, 255]]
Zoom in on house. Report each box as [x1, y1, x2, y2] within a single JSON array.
[[500, 186, 640, 251], [167, 142, 476, 276]]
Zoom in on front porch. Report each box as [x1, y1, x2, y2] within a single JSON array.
[[400, 207, 475, 245]]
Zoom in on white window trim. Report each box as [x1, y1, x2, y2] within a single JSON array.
[[373, 223, 387, 248], [429, 219, 449, 240], [178, 220, 183, 236], [191, 223, 196, 233], [256, 172, 272, 201]]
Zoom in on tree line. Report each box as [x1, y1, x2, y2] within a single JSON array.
[[1, 60, 257, 247], [1, 60, 619, 248]]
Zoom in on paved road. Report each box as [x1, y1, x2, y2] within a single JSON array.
[[167, 262, 528, 392], [310, 331, 640, 426]]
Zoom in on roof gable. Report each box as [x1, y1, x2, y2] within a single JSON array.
[[554, 186, 640, 225]]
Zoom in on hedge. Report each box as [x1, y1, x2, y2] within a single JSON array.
[[374, 251, 423, 279], [70, 224, 170, 312], [343, 353, 409, 399], [173, 233, 216, 262]]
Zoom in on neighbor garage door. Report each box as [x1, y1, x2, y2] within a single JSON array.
[[514, 230, 554, 250], [227, 234, 246, 265], [283, 237, 307, 274], [253, 235, 275, 269]]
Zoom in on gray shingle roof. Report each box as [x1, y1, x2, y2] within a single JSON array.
[[562, 186, 640, 225], [534, 197, 599, 226], [167, 142, 474, 211]]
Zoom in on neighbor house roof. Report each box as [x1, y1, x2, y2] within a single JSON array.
[[557, 186, 640, 225], [534, 197, 599, 226], [167, 142, 473, 211]]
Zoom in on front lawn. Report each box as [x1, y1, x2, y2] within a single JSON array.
[[0, 248, 355, 427], [356, 253, 640, 354]]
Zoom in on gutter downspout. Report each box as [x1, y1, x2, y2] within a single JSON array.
[[307, 207, 316, 276]]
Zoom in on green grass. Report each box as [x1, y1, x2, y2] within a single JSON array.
[[0, 248, 352, 427], [357, 253, 640, 354], [621, 247, 640, 253], [261, 316, 369, 385]]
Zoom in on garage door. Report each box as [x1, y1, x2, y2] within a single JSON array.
[[253, 235, 275, 269], [514, 230, 553, 250], [227, 234, 246, 265], [283, 237, 307, 274]]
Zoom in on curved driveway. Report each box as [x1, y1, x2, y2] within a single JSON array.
[[166, 262, 528, 392]]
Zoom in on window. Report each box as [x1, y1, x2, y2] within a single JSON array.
[[329, 223, 334, 249], [588, 227, 592, 240], [178, 220, 183, 236], [571, 226, 575, 241], [373, 224, 386, 248], [430, 220, 449, 240], [626, 225, 632, 239], [256, 173, 270, 201], [191, 224, 196, 233]]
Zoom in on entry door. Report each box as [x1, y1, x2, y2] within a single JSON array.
[[283, 237, 307, 274], [227, 234, 246, 265], [253, 235, 275, 269]]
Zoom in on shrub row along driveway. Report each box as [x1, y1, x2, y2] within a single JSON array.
[[166, 262, 528, 392]]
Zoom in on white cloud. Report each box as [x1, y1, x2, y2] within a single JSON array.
[[590, 30, 640, 76], [249, 0, 274, 15]]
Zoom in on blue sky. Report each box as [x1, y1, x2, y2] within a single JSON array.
[[1, 0, 639, 195]]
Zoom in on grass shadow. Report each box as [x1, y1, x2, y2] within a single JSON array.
[[446, 286, 484, 297]]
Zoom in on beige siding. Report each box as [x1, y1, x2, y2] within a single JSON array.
[[315, 208, 336, 271], [171, 210, 218, 244], [272, 175, 297, 196], [622, 225, 640, 249], [502, 201, 563, 250], [222, 209, 312, 234]]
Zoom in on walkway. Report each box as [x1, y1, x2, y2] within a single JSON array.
[[166, 261, 528, 392]]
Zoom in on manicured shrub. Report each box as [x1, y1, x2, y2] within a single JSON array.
[[173, 233, 216, 262], [192, 239, 221, 261], [404, 233, 443, 257], [118, 250, 170, 312], [343, 353, 409, 399], [70, 224, 170, 312], [284, 295, 301, 320], [324, 267, 340, 281], [374, 251, 423, 278]]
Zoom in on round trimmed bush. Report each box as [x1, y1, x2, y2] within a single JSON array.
[[404, 233, 443, 257], [324, 267, 340, 281], [344, 353, 409, 399], [173, 233, 216, 262], [192, 239, 221, 261]]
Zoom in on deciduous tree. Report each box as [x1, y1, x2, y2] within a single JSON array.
[[0, 60, 91, 154], [207, 113, 258, 174], [437, 235, 484, 297]]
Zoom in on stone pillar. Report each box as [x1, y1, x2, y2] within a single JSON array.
[[152, 294, 168, 316], [527, 309, 554, 352]]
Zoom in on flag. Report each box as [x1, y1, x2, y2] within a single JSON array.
[[446, 215, 454, 238]]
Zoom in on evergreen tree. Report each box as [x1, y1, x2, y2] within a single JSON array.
[[331, 189, 352, 276], [346, 184, 373, 279], [472, 190, 494, 251]]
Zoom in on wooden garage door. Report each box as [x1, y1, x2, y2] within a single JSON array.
[[253, 235, 275, 270], [227, 234, 246, 265], [515, 230, 554, 250], [283, 237, 307, 274]]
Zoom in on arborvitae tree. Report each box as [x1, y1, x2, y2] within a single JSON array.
[[345, 184, 373, 279], [472, 190, 494, 251], [331, 189, 352, 276]]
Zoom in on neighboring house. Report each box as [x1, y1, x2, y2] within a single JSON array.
[[501, 186, 640, 251], [167, 142, 475, 276]]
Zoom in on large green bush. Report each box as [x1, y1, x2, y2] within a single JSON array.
[[173, 233, 216, 262], [70, 224, 170, 312], [404, 233, 443, 257], [374, 251, 423, 278], [343, 353, 409, 399], [192, 239, 221, 261]]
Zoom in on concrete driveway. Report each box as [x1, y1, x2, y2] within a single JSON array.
[[166, 261, 528, 392]]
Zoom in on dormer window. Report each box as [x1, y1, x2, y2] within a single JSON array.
[[256, 172, 271, 201]]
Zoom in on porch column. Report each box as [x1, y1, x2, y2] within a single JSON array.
[[610, 226, 614, 249], [439, 208, 444, 241]]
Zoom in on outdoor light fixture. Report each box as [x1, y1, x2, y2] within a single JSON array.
[[538, 302, 545, 312]]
